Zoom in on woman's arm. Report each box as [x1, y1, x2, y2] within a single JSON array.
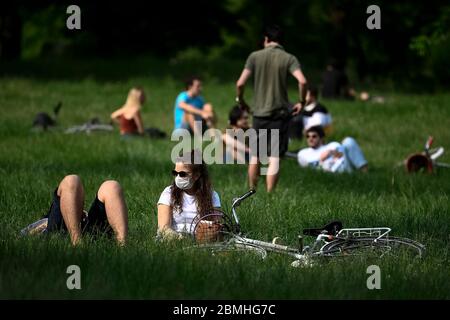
[[157, 204, 173, 231], [222, 133, 249, 162], [157, 204, 182, 240], [134, 111, 145, 135], [223, 132, 249, 154], [234, 137, 250, 154], [111, 107, 124, 122]]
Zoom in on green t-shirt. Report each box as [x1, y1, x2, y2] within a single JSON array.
[[245, 44, 301, 117]]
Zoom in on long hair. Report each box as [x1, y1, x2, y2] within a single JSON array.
[[124, 87, 145, 110], [171, 150, 214, 218], [228, 105, 246, 126]]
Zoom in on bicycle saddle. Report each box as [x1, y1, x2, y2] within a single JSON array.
[[303, 221, 343, 236]]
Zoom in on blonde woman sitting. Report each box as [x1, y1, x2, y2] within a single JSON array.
[[111, 87, 146, 136]]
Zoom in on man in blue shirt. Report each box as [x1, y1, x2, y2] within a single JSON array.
[[173, 76, 215, 135]]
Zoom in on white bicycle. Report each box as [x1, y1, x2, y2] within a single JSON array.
[[190, 190, 425, 267]]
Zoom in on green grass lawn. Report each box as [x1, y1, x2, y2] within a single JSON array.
[[1, 66, 450, 299]]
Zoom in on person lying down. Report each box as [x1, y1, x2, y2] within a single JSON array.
[[297, 126, 368, 173]]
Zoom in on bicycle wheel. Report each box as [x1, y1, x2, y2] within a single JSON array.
[[187, 242, 268, 260], [320, 236, 425, 259]]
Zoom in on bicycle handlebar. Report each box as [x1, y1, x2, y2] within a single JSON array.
[[232, 189, 256, 208], [230, 190, 256, 231], [425, 136, 434, 152], [239, 189, 256, 201]]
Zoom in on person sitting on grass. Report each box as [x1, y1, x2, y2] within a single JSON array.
[[289, 86, 332, 139], [111, 87, 146, 136], [157, 150, 221, 241], [21, 175, 128, 246], [297, 126, 368, 173], [301, 86, 332, 134], [222, 105, 251, 163], [173, 76, 216, 136]]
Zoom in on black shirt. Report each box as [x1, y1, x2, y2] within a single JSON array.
[[301, 102, 329, 117]]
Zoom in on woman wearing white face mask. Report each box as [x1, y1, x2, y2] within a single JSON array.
[[157, 150, 221, 240]]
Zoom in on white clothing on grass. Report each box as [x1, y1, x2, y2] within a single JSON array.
[[157, 186, 221, 234], [297, 137, 367, 173], [303, 113, 332, 131]]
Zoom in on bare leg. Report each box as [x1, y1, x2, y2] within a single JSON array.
[[266, 157, 280, 192], [57, 175, 85, 245], [181, 112, 197, 136], [248, 156, 260, 190], [203, 103, 216, 128], [203, 103, 213, 114], [97, 180, 128, 245]]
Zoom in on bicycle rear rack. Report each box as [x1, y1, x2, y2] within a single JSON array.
[[337, 227, 391, 241]]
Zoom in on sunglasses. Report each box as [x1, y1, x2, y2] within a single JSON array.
[[307, 134, 319, 139], [171, 170, 191, 178]]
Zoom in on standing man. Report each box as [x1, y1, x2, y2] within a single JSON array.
[[236, 25, 308, 192]]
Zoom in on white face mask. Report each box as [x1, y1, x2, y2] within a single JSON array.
[[175, 175, 194, 190]]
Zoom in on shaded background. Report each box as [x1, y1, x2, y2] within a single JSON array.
[[1, 0, 449, 89]]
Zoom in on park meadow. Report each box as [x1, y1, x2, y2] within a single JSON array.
[[1, 57, 450, 299]]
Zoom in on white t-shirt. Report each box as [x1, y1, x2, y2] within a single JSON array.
[[301, 102, 332, 130], [157, 186, 221, 234], [303, 112, 332, 131], [297, 142, 345, 172]]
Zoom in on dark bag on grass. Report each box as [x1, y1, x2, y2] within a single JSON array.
[[145, 127, 167, 139]]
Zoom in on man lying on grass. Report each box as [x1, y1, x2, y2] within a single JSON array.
[[157, 150, 221, 241], [22, 175, 128, 245], [297, 126, 368, 173]]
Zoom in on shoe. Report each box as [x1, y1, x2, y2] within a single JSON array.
[[20, 218, 48, 236]]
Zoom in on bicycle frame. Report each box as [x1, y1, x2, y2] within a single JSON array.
[[229, 190, 306, 259], [227, 190, 396, 261], [425, 136, 450, 169], [226, 231, 342, 261]]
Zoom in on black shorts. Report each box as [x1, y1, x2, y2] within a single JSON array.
[[252, 111, 290, 157], [288, 114, 304, 140], [45, 189, 113, 236]]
